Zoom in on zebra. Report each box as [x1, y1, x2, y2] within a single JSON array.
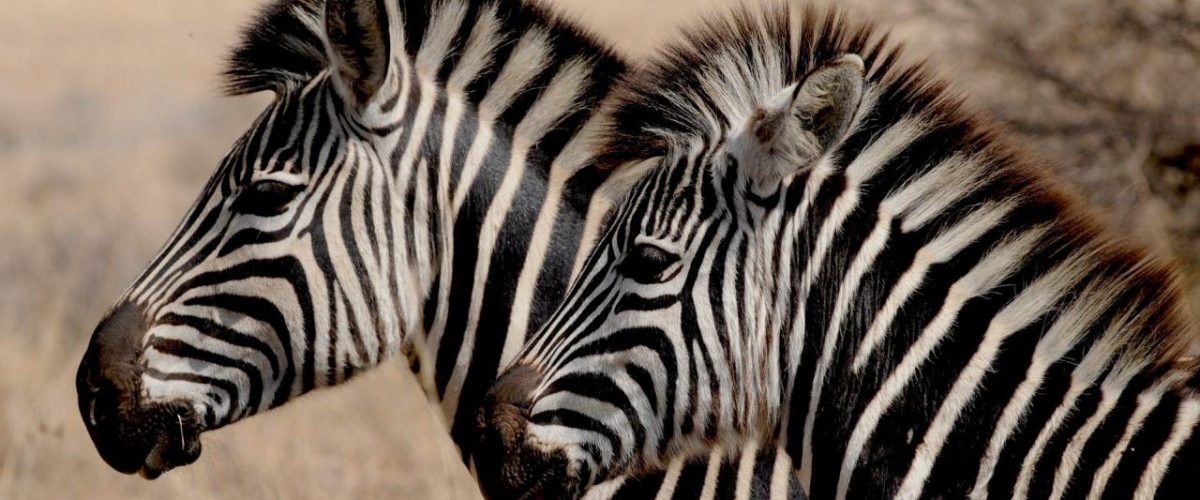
[[73, 0, 803, 497], [478, 3, 1200, 499]]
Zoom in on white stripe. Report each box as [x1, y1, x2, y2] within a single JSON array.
[[439, 27, 553, 419], [413, 0, 467, 76], [692, 218, 739, 432], [501, 78, 611, 366], [968, 278, 1120, 497], [532, 392, 633, 461], [699, 447, 725, 500], [896, 249, 1095, 499], [974, 308, 1126, 499], [654, 457, 687, 500], [1084, 389, 1165, 500], [573, 156, 657, 280], [836, 221, 1038, 500], [806, 153, 979, 424], [851, 200, 1019, 371], [769, 447, 794, 500], [776, 162, 832, 479], [1038, 360, 1146, 500], [1134, 397, 1200, 498], [452, 28, 553, 211], [735, 442, 760, 500], [441, 58, 590, 420], [420, 2, 496, 385], [582, 477, 624, 500], [321, 161, 382, 366]]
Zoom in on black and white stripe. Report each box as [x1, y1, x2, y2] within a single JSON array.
[[586, 443, 804, 500], [114, 0, 628, 449], [79, 0, 802, 496], [491, 4, 1200, 499]]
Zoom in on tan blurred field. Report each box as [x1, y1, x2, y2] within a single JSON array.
[[3, 0, 1197, 499]]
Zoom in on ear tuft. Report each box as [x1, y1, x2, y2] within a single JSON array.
[[325, 0, 392, 108], [794, 54, 865, 151], [744, 54, 866, 183]]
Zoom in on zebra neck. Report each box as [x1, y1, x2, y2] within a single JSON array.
[[745, 113, 1200, 493], [397, 79, 619, 436], [373, 0, 627, 454]]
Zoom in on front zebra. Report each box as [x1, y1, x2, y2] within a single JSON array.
[[480, 4, 1200, 499], [74, 0, 803, 497]]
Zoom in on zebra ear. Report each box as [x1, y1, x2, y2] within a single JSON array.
[[324, 0, 393, 109], [746, 54, 865, 181]]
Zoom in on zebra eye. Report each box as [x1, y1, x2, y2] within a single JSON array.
[[617, 243, 681, 284], [233, 180, 304, 216]]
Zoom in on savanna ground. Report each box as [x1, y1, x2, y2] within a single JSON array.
[[2, 1, 1197, 499]]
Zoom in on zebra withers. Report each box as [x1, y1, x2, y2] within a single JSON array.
[[478, 3, 1200, 499], [73, 0, 804, 497]]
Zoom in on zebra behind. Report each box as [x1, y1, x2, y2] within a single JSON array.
[[479, 4, 1200, 499], [74, 0, 803, 497]]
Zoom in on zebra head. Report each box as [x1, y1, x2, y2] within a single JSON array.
[[475, 44, 870, 492], [75, 0, 428, 478]]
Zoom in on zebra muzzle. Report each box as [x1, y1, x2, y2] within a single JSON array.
[[475, 365, 584, 499], [76, 301, 205, 478], [76, 372, 205, 478]]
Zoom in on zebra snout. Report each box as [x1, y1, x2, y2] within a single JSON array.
[[475, 365, 583, 499], [76, 301, 204, 478]]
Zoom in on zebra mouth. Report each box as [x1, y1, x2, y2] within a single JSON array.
[[136, 405, 204, 479], [79, 394, 205, 479]]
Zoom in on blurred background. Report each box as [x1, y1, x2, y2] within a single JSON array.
[[1, 0, 1197, 498]]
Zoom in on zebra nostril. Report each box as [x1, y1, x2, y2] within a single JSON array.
[[87, 397, 99, 427]]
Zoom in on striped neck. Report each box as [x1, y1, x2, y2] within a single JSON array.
[[481, 4, 1200, 496], [344, 0, 629, 457]]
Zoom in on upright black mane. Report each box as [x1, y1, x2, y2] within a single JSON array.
[[600, 2, 1197, 369], [223, 0, 626, 98], [601, 4, 964, 167], [224, 0, 327, 95]]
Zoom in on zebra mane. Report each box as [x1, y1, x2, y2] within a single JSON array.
[[605, 3, 1200, 374], [223, 0, 626, 97], [224, 0, 326, 95], [603, 3, 940, 164]]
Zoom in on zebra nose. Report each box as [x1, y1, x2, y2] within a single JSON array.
[[475, 365, 584, 498], [76, 301, 153, 473], [78, 302, 148, 418]]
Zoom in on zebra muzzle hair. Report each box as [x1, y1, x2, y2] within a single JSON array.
[[474, 365, 583, 499]]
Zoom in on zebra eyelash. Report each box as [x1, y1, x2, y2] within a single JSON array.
[[231, 179, 305, 217], [617, 243, 682, 284]]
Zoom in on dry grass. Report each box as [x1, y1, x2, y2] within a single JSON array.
[[3, 1, 1195, 499]]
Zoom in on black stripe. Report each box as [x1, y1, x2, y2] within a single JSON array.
[[146, 337, 263, 420], [158, 312, 280, 379], [1101, 393, 1179, 499]]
